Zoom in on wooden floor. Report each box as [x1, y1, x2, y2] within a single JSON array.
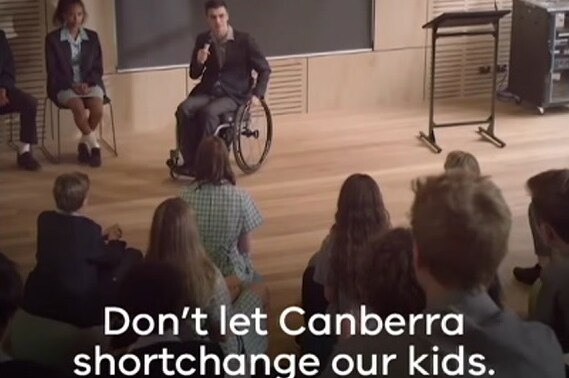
[[1, 99, 568, 356]]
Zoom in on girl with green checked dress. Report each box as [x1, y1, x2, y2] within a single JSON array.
[[182, 136, 269, 355]]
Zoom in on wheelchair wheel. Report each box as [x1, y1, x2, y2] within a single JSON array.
[[232, 99, 273, 174]]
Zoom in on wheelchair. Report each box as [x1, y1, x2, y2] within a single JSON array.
[[166, 98, 273, 179]]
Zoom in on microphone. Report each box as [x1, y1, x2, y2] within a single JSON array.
[[204, 39, 212, 52]]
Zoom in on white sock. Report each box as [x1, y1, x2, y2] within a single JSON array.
[[19, 143, 31, 155], [81, 133, 100, 150]]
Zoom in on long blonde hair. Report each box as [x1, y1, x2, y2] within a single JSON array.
[[147, 197, 217, 308]]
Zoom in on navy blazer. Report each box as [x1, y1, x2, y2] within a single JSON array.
[[189, 29, 271, 105], [0, 29, 16, 89], [45, 27, 105, 101], [23, 211, 123, 327]]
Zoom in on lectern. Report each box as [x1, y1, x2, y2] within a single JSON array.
[[420, 10, 511, 153]]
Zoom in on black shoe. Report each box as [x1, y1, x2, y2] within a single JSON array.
[[513, 264, 541, 285], [78, 143, 90, 164], [89, 148, 102, 167], [17, 151, 41, 171]]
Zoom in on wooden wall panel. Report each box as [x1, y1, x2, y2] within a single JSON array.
[[307, 50, 425, 112]]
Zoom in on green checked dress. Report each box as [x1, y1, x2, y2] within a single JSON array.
[[182, 181, 267, 354]]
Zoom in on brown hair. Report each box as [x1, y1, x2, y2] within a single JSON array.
[[444, 150, 481, 176], [411, 171, 511, 290], [204, 0, 227, 13], [53, 0, 87, 26], [194, 136, 236, 186], [147, 198, 218, 308], [527, 169, 569, 244], [53, 172, 89, 213], [330, 174, 391, 304], [358, 228, 425, 316]]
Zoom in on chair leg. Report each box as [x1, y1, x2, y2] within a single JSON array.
[[56, 108, 61, 163], [99, 102, 118, 156], [7, 114, 18, 152], [39, 97, 57, 163]]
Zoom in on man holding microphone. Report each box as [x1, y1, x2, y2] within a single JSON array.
[[174, 0, 271, 175]]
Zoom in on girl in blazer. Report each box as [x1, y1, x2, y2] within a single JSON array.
[[46, 0, 105, 167]]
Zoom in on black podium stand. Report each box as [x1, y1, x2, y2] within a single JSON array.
[[420, 10, 511, 153]]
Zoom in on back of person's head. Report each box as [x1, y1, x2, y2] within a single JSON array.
[[194, 136, 236, 186], [53, 0, 87, 26], [444, 150, 481, 176], [359, 228, 425, 317], [204, 0, 227, 13], [411, 170, 511, 291], [0, 252, 23, 335], [112, 261, 188, 350], [527, 169, 569, 247], [53, 172, 89, 213], [147, 198, 216, 308], [331, 174, 391, 302]]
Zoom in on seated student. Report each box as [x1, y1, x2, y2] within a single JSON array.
[[0, 252, 69, 377], [528, 170, 569, 352], [108, 260, 224, 378], [181, 137, 269, 306], [46, 0, 106, 167], [0, 30, 41, 171], [321, 171, 565, 378], [443, 150, 503, 308], [146, 198, 242, 355], [313, 173, 391, 315], [358, 228, 425, 318], [22, 172, 141, 328], [443, 150, 481, 175]]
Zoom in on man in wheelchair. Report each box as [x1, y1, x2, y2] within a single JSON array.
[[174, 0, 271, 176]]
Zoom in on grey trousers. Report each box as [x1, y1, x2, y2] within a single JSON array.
[[175, 94, 237, 167]]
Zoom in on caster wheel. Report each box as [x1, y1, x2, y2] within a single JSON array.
[[537, 107, 545, 115]]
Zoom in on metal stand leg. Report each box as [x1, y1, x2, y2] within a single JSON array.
[[418, 27, 443, 154], [477, 21, 506, 148]]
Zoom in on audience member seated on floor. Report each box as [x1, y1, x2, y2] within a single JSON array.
[[313, 173, 391, 316], [22, 172, 141, 329], [0, 30, 41, 171], [181, 136, 269, 308], [443, 150, 481, 175], [46, 0, 106, 167], [513, 184, 555, 286], [298, 174, 391, 369], [0, 252, 69, 377], [527, 169, 569, 353], [358, 228, 425, 318], [107, 260, 224, 378], [443, 150, 503, 308], [146, 197, 248, 355], [321, 170, 565, 378]]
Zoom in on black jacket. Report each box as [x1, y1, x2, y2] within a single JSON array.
[[45, 28, 105, 101], [0, 29, 16, 89], [23, 211, 123, 327], [189, 29, 271, 105]]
